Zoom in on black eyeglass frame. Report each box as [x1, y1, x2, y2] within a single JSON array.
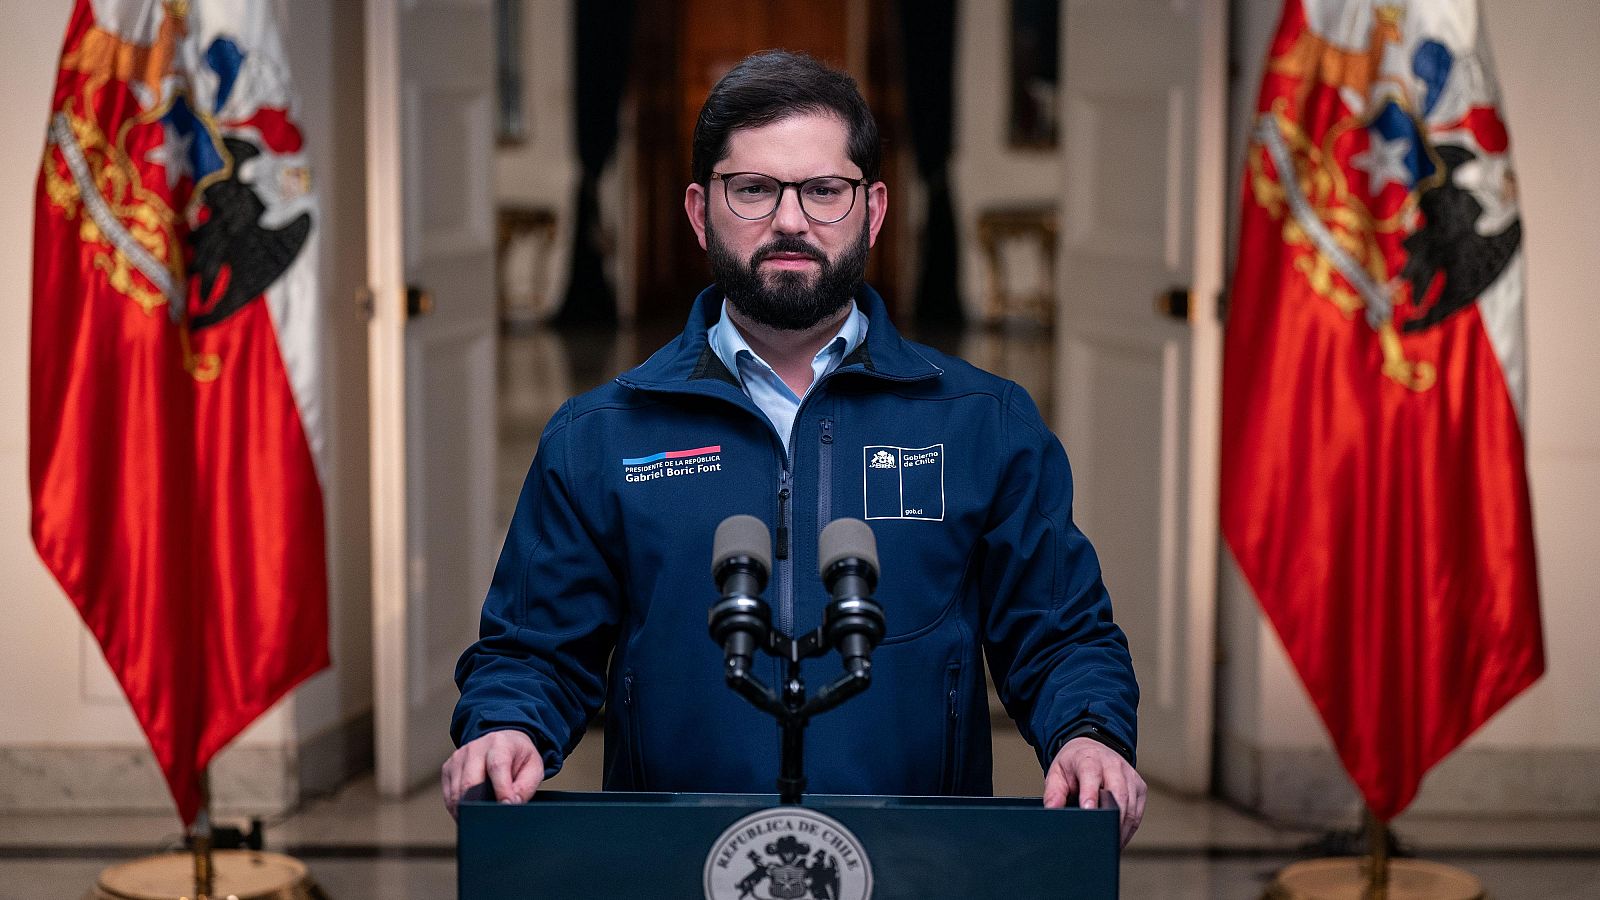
[[709, 171, 869, 224]]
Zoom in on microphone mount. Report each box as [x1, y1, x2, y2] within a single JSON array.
[[708, 517, 885, 804]]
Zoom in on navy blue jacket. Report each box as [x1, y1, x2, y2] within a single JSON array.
[[452, 285, 1138, 796]]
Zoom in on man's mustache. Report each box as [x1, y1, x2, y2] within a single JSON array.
[[752, 239, 825, 265]]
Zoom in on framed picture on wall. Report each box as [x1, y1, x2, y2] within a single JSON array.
[[496, 0, 527, 145], [1009, 0, 1059, 149]]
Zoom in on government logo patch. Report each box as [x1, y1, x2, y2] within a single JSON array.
[[863, 444, 944, 521]]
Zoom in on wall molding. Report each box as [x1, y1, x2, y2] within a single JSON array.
[[0, 711, 373, 816], [1219, 732, 1600, 823]]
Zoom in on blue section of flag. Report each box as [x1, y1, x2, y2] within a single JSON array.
[[622, 451, 667, 466], [1369, 101, 1435, 187], [162, 95, 226, 181], [1412, 40, 1453, 118], [206, 37, 246, 112]]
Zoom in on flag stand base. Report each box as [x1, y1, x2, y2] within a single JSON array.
[[87, 850, 327, 900], [1265, 857, 1484, 899], [1267, 811, 1482, 899]]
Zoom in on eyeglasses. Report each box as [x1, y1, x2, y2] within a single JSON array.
[[710, 172, 867, 224]]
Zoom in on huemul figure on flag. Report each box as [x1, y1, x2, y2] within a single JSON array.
[[32, 0, 327, 826], [1222, 0, 1543, 824]]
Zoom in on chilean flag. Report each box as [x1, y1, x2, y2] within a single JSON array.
[[1221, 0, 1543, 820], [31, 0, 328, 824]]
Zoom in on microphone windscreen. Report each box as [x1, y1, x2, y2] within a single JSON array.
[[818, 517, 878, 578], [712, 514, 772, 578]]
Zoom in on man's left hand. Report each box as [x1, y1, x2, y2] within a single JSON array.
[[1043, 737, 1146, 848]]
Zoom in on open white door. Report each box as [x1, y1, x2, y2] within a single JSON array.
[[366, 0, 498, 796], [1055, 0, 1227, 793]]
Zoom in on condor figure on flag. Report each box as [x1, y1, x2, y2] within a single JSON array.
[[1221, 0, 1543, 832], [31, 0, 329, 832]]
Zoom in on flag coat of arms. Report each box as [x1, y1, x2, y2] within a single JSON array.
[[31, 0, 328, 824], [1221, 0, 1543, 820]]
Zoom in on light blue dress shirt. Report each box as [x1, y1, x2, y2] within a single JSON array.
[[707, 299, 868, 454]]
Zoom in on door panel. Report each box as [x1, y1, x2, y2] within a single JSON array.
[[1065, 92, 1174, 260], [1056, 0, 1226, 793], [1063, 328, 1185, 717], [368, 0, 498, 796], [407, 84, 494, 255], [406, 324, 496, 703]]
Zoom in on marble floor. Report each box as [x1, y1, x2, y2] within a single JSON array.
[[5, 326, 1593, 897]]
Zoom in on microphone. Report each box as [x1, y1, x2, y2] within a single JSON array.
[[818, 518, 885, 676], [708, 515, 773, 678]]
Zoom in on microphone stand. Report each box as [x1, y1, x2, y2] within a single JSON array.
[[709, 515, 882, 805], [722, 626, 873, 805]]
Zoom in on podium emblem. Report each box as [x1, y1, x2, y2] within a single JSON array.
[[704, 808, 873, 900]]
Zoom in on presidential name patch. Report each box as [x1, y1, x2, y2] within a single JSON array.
[[703, 807, 872, 900], [621, 445, 723, 483]]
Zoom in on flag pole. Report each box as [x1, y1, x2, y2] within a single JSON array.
[[192, 769, 215, 899], [1364, 807, 1389, 900]]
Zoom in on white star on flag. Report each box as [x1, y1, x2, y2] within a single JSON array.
[[1351, 130, 1414, 195], [144, 121, 195, 191]]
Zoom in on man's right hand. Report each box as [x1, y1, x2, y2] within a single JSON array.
[[441, 729, 545, 820]]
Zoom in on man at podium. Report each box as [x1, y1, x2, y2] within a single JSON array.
[[444, 51, 1146, 848]]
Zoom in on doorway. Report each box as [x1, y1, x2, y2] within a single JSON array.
[[628, 0, 907, 323]]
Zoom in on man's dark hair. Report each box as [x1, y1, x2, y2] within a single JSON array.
[[691, 51, 881, 186]]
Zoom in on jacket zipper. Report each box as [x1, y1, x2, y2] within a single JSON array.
[[817, 418, 834, 534], [776, 387, 837, 639], [776, 480, 791, 561], [777, 468, 794, 634]]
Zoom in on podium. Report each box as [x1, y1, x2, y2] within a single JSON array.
[[459, 790, 1120, 898]]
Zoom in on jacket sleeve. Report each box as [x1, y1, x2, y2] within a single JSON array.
[[450, 400, 621, 776], [980, 384, 1140, 768]]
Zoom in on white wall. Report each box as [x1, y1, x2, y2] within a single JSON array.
[[1219, 0, 1600, 818], [0, 0, 371, 814]]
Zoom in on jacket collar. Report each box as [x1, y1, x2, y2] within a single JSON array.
[[616, 283, 943, 394]]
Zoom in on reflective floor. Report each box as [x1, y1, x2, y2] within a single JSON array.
[[4, 326, 1594, 897]]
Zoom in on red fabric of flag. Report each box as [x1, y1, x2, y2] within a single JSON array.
[[30, 0, 328, 824], [1221, 0, 1543, 820]]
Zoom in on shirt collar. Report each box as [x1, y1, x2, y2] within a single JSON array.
[[707, 299, 868, 387]]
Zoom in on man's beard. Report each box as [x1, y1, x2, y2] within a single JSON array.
[[708, 217, 869, 331]]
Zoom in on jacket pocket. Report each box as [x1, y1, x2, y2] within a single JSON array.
[[940, 661, 962, 794], [622, 671, 647, 789]]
